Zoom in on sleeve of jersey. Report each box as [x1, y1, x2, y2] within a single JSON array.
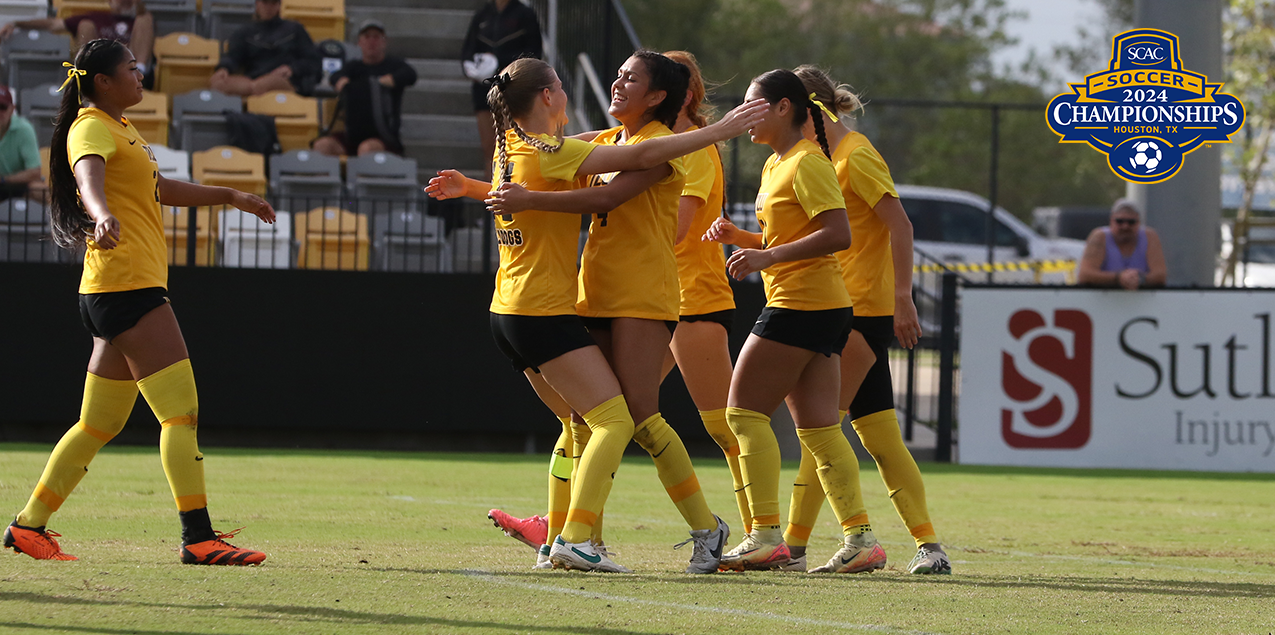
[[68, 117, 117, 167], [792, 154, 846, 220], [680, 147, 713, 201], [538, 138, 597, 183], [844, 146, 898, 209]]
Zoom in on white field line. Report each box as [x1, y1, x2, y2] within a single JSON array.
[[463, 569, 942, 635]]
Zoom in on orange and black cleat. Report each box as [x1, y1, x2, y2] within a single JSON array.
[[4, 521, 78, 561], [180, 527, 267, 566]]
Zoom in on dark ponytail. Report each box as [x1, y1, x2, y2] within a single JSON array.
[[631, 50, 689, 130], [49, 39, 129, 250], [750, 68, 830, 158]]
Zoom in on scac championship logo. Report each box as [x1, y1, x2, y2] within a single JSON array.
[[1047, 29, 1244, 184], [1001, 309, 1093, 449]]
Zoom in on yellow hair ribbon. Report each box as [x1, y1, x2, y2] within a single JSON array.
[[809, 92, 838, 121], [58, 61, 87, 98]]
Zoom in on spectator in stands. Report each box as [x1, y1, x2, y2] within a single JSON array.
[[312, 20, 417, 157], [461, 0, 542, 179], [0, 85, 42, 201], [1078, 198, 1167, 289], [209, 0, 321, 97], [0, 0, 155, 89]]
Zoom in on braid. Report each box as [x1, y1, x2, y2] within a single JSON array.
[[810, 102, 830, 158], [490, 91, 512, 185], [511, 122, 563, 155]]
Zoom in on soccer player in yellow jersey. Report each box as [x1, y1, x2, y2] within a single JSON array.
[[659, 50, 749, 537], [4, 39, 272, 565], [427, 57, 766, 572], [786, 65, 950, 574], [704, 69, 884, 574]]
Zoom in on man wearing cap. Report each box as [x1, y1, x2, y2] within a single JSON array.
[[0, 86, 42, 201], [210, 0, 321, 96], [312, 20, 417, 157], [1078, 199, 1167, 289], [0, 0, 155, 89]]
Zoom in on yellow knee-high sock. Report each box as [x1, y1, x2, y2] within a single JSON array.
[[701, 408, 751, 534], [784, 410, 842, 546], [796, 424, 869, 537], [137, 359, 206, 513], [853, 409, 937, 547], [561, 396, 633, 544], [17, 373, 138, 528], [570, 422, 604, 543], [545, 416, 573, 545], [726, 407, 782, 532], [634, 413, 715, 531]]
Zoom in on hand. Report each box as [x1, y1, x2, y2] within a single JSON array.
[[0, 23, 15, 40], [378, 74, 394, 88], [232, 191, 275, 224], [702, 216, 740, 245], [712, 98, 770, 139], [726, 248, 773, 280], [424, 169, 468, 200], [1118, 268, 1140, 290], [893, 294, 922, 349], [486, 182, 531, 214], [271, 65, 292, 80], [333, 76, 349, 93], [91, 214, 121, 250]]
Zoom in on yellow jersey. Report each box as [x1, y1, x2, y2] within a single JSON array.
[[69, 108, 164, 295], [674, 133, 734, 316], [576, 121, 685, 321], [489, 131, 597, 316], [831, 132, 899, 317], [755, 138, 850, 311]]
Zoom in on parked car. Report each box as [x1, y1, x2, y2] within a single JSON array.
[[896, 185, 1087, 283]]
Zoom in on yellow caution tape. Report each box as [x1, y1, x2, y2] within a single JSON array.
[[914, 258, 1076, 274]]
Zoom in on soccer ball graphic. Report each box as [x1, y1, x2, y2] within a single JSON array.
[[1129, 141, 1162, 172]]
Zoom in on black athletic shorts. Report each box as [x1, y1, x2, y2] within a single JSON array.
[[78, 287, 170, 343], [490, 312, 596, 373], [751, 306, 853, 357], [848, 315, 897, 419], [580, 316, 678, 336], [679, 309, 734, 336]]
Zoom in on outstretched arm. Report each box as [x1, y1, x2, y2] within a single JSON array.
[[425, 169, 491, 202], [487, 165, 670, 215], [571, 99, 768, 176], [157, 176, 275, 223]]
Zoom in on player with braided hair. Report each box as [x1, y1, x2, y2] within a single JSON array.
[[426, 57, 766, 572], [703, 68, 883, 573]]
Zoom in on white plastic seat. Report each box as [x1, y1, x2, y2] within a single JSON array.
[[220, 208, 292, 269]]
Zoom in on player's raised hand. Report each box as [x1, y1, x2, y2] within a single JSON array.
[[425, 169, 467, 200], [711, 98, 770, 139], [703, 216, 741, 244]]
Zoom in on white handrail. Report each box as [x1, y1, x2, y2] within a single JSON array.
[[574, 52, 618, 131]]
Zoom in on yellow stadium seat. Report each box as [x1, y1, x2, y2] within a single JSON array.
[[153, 32, 220, 96], [191, 145, 266, 195], [54, 0, 110, 19], [294, 206, 368, 271], [246, 90, 319, 153], [281, 0, 344, 42], [124, 90, 171, 146], [161, 205, 216, 266]]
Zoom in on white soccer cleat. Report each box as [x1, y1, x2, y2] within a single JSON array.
[[677, 514, 729, 574], [778, 553, 807, 572], [907, 546, 951, 575], [809, 530, 887, 574], [531, 544, 553, 570], [548, 536, 631, 573]]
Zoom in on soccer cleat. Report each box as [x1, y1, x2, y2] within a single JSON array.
[[531, 544, 553, 570], [908, 546, 952, 575], [778, 553, 807, 572], [488, 509, 547, 550], [718, 530, 790, 571], [676, 514, 729, 574], [548, 535, 631, 573], [180, 527, 266, 566], [4, 521, 77, 561], [809, 530, 887, 574]]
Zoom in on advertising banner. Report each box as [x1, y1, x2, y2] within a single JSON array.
[[960, 287, 1275, 471]]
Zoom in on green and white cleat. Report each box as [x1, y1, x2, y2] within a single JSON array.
[[677, 514, 729, 574], [548, 536, 631, 573], [531, 544, 553, 570], [810, 530, 887, 574], [907, 546, 951, 574]]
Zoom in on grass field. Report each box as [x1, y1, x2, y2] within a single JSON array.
[[1, 442, 1274, 635]]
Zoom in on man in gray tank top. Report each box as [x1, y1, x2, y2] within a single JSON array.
[[1078, 199, 1166, 289]]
